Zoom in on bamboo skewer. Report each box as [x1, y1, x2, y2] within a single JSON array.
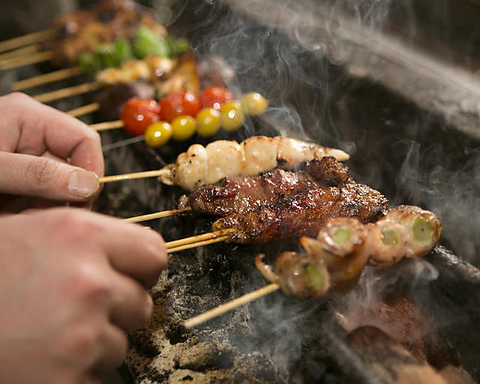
[[67, 102, 100, 117], [33, 82, 98, 103], [168, 234, 231, 253], [0, 44, 40, 62], [165, 229, 234, 254], [99, 168, 167, 183], [0, 50, 53, 70], [0, 30, 52, 53], [124, 207, 192, 223], [183, 283, 281, 329], [13, 67, 82, 91], [90, 120, 124, 131]]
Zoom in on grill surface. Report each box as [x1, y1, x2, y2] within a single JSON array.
[[1, 0, 480, 383]]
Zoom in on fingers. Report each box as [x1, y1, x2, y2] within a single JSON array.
[[46, 209, 168, 287], [0, 152, 100, 201], [93, 221, 167, 287], [109, 273, 154, 331], [94, 325, 128, 372], [0, 93, 104, 177]]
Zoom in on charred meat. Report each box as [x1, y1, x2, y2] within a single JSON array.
[[187, 156, 349, 217], [214, 181, 388, 244]]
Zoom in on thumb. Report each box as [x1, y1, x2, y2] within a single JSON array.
[[0, 152, 100, 202]]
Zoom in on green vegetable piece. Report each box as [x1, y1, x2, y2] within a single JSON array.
[[381, 226, 399, 246], [333, 227, 351, 245], [305, 265, 325, 292], [78, 52, 102, 76], [165, 36, 190, 57], [134, 27, 168, 59], [96, 43, 119, 68], [412, 216, 434, 244], [114, 38, 133, 63]]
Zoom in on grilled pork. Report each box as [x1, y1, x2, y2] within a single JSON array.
[[187, 156, 349, 217], [213, 181, 388, 244]]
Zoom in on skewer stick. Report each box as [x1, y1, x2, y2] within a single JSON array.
[[99, 168, 167, 183], [165, 229, 234, 254], [33, 82, 98, 103], [167, 235, 231, 253], [67, 102, 100, 117], [0, 44, 39, 62], [166, 229, 233, 249], [183, 283, 280, 329], [90, 120, 124, 131], [0, 50, 53, 70], [124, 207, 192, 223], [13, 66, 82, 91], [0, 30, 52, 53]]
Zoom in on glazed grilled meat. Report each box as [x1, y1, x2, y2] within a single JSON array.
[[213, 181, 388, 244], [188, 156, 349, 217], [49, 0, 166, 66]]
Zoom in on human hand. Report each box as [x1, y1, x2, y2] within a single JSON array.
[[0, 208, 167, 384], [0, 93, 104, 212]]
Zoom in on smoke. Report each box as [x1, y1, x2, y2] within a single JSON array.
[[395, 140, 480, 264]]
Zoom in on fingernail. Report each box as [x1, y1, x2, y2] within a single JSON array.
[[68, 170, 99, 198]]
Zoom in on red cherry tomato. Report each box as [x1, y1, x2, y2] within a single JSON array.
[[199, 87, 235, 110], [159, 91, 201, 122], [120, 98, 161, 136]]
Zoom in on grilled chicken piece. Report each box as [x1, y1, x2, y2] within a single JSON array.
[[214, 181, 388, 244], [159, 136, 350, 191], [188, 156, 349, 217]]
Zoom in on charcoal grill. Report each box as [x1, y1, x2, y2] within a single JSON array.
[[2, 0, 480, 383]]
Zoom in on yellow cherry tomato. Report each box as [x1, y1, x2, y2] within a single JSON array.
[[241, 92, 268, 116], [196, 107, 221, 137], [220, 101, 245, 132], [144, 121, 173, 148], [171, 115, 197, 141]]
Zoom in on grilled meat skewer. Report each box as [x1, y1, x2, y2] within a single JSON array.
[[214, 181, 388, 244], [257, 208, 441, 298], [187, 156, 349, 217], [159, 136, 350, 191]]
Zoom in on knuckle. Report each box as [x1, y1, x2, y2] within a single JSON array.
[[26, 157, 61, 190], [75, 266, 111, 304], [7, 92, 32, 105]]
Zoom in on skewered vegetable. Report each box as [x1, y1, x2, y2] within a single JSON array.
[[159, 91, 201, 122], [196, 108, 221, 137], [220, 101, 246, 132], [120, 98, 160, 135], [144, 121, 172, 148], [199, 86, 235, 110]]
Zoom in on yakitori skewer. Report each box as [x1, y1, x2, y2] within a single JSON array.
[[183, 207, 442, 328], [0, 30, 52, 54], [97, 136, 349, 191], [13, 67, 82, 91], [183, 283, 280, 329]]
